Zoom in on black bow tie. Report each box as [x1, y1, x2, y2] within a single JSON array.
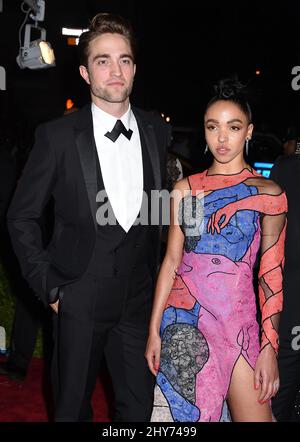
[[105, 119, 133, 142]]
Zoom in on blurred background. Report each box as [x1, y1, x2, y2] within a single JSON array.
[[0, 0, 300, 168], [0, 0, 300, 421]]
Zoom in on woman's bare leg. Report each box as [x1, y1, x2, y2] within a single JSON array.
[[227, 355, 273, 422]]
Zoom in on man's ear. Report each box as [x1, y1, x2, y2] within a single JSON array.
[[79, 65, 90, 85]]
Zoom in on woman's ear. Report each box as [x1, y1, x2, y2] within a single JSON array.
[[247, 123, 254, 140]]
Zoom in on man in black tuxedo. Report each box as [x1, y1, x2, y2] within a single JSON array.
[[7, 13, 169, 421], [0, 130, 53, 382]]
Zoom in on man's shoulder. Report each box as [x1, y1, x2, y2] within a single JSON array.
[[132, 106, 167, 128], [38, 104, 90, 133], [274, 154, 300, 167], [133, 107, 171, 150], [272, 154, 300, 176]]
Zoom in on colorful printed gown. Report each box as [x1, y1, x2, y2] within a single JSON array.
[[151, 168, 287, 422]]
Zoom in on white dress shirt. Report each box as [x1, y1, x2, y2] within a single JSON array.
[[92, 103, 143, 233]]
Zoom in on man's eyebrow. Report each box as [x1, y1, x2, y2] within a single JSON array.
[[92, 53, 133, 62], [119, 53, 133, 59], [92, 54, 109, 62]]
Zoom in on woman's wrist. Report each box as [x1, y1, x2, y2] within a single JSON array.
[[260, 342, 277, 357], [149, 326, 160, 337]]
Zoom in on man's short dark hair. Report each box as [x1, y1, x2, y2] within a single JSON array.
[[78, 13, 136, 68]]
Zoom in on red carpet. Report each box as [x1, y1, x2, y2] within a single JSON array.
[[0, 357, 111, 422]]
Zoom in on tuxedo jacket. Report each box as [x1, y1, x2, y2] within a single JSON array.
[[270, 154, 300, 276], [7, 104, 169, 306], [0, 149, 17, 225]]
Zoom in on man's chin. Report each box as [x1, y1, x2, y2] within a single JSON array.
[[92, 88, 130, 104], [105, 94, 129, 104]]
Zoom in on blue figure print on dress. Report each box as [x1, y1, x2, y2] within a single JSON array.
[[193, 182, 260, 260]]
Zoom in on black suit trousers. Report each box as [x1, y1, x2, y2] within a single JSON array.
[[51, 266, 155, 422], [272, 275, 300, 421]]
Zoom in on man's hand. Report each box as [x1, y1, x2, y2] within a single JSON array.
[[49, 300, 59, 314]]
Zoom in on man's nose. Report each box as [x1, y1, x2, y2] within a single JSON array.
[[110, 60, 122, 76]]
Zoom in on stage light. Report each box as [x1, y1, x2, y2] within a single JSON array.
[[16, 23, 55, 69], [24, 0, 45, 21], [16, 1, 55, 70]]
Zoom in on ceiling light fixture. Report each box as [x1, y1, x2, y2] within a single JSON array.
[[16, 1, 55, 70]]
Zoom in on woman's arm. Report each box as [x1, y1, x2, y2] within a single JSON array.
[[145, 179, 187, 375], [258, 213, 287, 354], [254, 183, 287, 403]]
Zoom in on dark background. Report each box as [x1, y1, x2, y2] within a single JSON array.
[[1, 0, 300, 155]]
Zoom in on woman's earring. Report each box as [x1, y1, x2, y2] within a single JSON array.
[[245, 138, 249, 156], [204, 144, 208, 154]]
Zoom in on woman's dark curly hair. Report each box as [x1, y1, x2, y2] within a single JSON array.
[[205, 77, 252, 123]]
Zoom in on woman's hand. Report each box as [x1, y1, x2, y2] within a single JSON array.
[[145, 333, 161, 376], [254, 344, 279, 403]]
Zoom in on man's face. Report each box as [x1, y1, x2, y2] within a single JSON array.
[[79, 33, 136, 108]]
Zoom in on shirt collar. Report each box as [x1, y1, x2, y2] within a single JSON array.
[[91, 102, 132, 132]]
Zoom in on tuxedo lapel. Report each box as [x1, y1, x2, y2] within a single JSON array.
[[74, 105, 162, 232], [75, 105, 98, 230], [133, 109, 162, 190]]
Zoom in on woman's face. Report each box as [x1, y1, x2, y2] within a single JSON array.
[[204, 100, 253, 164]]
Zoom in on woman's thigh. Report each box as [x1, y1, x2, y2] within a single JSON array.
[[227, 355, 273, 422]]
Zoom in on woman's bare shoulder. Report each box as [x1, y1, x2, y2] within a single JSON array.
[[173, 177, 190, 193], [245, 176, 283, 196], [261, 178, 283, 196]]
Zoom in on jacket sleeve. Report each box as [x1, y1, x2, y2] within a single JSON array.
[[7, 124, 57, 305], [258, 192, 287, 354]]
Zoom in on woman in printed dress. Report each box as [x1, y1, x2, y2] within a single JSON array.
[[146, 79, 287, 422]]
